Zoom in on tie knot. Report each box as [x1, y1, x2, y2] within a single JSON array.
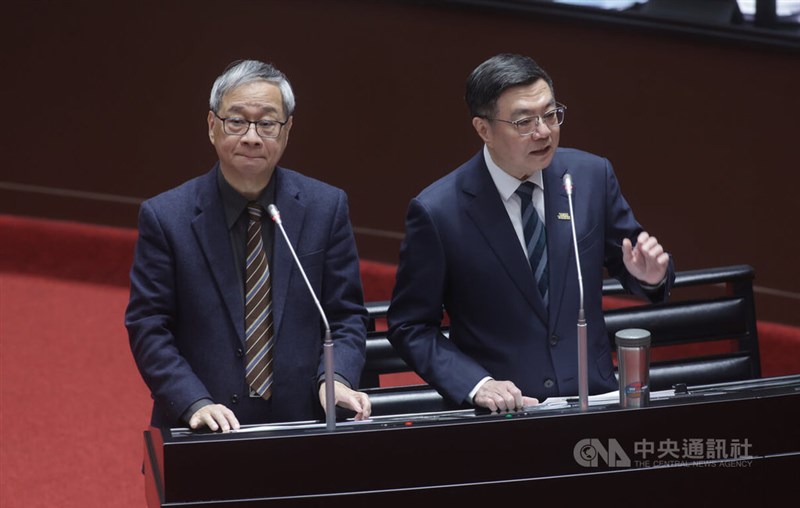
[[247, 203, 263, 222], [515, 181, 536, 200]]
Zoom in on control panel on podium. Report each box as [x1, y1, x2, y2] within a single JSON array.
[[144, 375, 800, 507]]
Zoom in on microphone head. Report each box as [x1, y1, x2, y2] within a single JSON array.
[[563, 173, 573, 195], [267, 204, 281, 224]]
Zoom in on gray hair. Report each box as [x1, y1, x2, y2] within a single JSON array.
[[209, 60, 296, 117]]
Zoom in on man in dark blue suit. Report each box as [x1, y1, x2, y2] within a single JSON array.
[[388, 53, 675, 412], [126, 60, 370, 431]]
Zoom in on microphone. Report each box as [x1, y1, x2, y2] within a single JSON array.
[[267, 204, 336, 431], [563, 173, 589, 412]]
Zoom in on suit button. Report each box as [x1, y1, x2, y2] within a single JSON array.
[[549, 335, 559, 346], [235, 348, 244, 358], [231, 394, 239, 404], [543, 379, 555, 389]]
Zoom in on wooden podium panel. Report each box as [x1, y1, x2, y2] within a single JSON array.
[[144, 376, 800, 506]]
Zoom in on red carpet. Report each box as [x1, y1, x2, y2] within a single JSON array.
[[2, 213, 800, 507], [1, 273, 150, 508]]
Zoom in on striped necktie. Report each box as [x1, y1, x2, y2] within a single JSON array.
[[244, 203, 274, 400], [515, 182, 549, 306]]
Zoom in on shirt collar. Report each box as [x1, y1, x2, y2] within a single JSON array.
[[216, 166, 277, 229], [482, 145, 544, 202]]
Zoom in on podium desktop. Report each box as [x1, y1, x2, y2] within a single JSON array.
[[143, 375, 800, 506]]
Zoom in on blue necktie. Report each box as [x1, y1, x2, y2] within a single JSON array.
[[515, 182, 549, 306]]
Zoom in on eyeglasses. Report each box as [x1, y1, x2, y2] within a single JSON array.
[[214, 113, 287, 138], [485, 103, 567, 136]]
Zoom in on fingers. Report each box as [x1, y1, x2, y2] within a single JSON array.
[[522, 396, 540, 407], [621, 237, 634, 264], [336, 391, 364, 415], [627, 232, 659, 257], [638, 232, 669, 276], [640, 233, 668, 264], [628, 233, 661, 260], [189, 404, 240, 433], [636, 232, 660, 254], [474, 380, 526, 412], [622, 232, 670, 284], [320, 382, 373, 420], [349, 391, 372, 420]]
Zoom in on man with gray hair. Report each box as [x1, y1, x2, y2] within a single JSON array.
[[126, 59, 371, 432]]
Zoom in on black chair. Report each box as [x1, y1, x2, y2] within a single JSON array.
[[361, 265, 761, 415]]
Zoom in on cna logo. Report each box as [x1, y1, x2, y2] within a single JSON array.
[[573, 438, 631, 467], [624, 381, 645, 398]]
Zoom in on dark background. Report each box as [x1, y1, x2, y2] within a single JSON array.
[[2, 0, 798, 325]]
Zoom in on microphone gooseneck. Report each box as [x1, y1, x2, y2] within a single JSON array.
[[268, 204, 336, 431], [563, 173, 589, 412], [563, 174, 584, 313]]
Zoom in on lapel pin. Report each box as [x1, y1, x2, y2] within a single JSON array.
[[557, 212, 571, 221]]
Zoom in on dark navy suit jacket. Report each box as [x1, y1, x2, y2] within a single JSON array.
[[126, 165, 367, 427], [387, 148, 674, 404]]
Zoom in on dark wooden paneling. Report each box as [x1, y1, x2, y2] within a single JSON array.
[[3, 0, 798, 324]]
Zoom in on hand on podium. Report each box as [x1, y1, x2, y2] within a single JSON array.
[[319, 380, 372, 421], [189, 403, 240, 433], [474, 379, 539, 412]]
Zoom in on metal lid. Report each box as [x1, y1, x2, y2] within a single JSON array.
[[615, 328, 651, 347]]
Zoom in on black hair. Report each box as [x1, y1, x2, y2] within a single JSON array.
[[465, 53, 554, 118]]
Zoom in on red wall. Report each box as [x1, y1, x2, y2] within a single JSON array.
[[2, 0, 798, 325]]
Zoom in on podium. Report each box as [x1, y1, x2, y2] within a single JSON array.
[[144, 376, 800, 506]]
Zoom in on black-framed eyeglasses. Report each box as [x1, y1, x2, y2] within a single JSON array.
[[214, 113, 287, 138], [484, 103, 567, 136]]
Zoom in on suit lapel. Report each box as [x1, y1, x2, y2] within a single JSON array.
[[191, 168, 245, 344], [542, 159, 572, 330], [462, 154, 548, 323], [270, 168, 304, 338]]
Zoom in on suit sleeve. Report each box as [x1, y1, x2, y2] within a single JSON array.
[[602, 159, 676, 302], [125, 202, 212, 425], [318, 191, 368, 387], [388, 198, 492, 404]]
